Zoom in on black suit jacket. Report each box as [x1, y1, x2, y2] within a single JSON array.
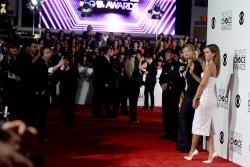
[[99, 56, 114, 88], [32, 57, 51, 95], [159, 60, 185, 92], [145, 61, 157, 84]]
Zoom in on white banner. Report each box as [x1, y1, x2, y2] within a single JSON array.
[[208, 0, 250, 166]]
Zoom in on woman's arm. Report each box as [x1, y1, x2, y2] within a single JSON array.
[[138, 58, 147, 69], [190, 62, 202, 83], [192, 65, 212, 109]]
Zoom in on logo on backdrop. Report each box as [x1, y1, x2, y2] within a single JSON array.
[[211, 17, 216, 29], [218, 89, 229, 109], [239, 11, 245, 25], [235, 94, 241, 108], [219, 131, 224, 144], [230, 131, 243, 155], [233, 49, 246, 70], [223, 53, 227, 66], [248, 93, 250, 114], [221, 10, 232, 31]]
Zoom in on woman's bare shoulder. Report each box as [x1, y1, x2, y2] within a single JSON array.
[[207, 62, 217, 77]]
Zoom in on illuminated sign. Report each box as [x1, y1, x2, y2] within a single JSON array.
[[0, 2, 7, 14], [41, 0, 176, 34], [201, 16, 207, 22], [80, 0, 139, 11]]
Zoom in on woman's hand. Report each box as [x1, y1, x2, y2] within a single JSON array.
[[192, 98, 199, 109]]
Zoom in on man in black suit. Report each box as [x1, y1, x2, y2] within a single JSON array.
[[99, 47, 115, 117], [142, 54, 157, 110], [32, 46, 65, 141]]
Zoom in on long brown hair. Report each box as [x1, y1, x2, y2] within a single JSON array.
[[206, 44, 221, 77]]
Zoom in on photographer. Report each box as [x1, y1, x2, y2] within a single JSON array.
[[0, 120, 37, 167]]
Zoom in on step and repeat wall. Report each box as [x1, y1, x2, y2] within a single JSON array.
[[207, 0, 250, 166]]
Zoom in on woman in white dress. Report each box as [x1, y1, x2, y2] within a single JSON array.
[[184, 44, 221, 163]]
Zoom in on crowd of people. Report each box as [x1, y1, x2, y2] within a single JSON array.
[[0, 24, 221, 165]]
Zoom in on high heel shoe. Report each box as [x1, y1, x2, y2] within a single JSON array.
[[184, 149, 198, 160], [203, 151, 218, 163]]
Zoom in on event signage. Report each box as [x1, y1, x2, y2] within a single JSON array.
[[248, 93, 250, 114], [208, 0, 250, 166], [218, 89, 229, 109], [80, 0, 139, 11], [233, 49, 246, 71], [41, 0, 176, 34], [230, 131, 243, 155], [221, 10, 232, 31], [211, 17, 216, 29], [219, 131, 224, 144]]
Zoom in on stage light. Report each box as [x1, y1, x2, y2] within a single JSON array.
[[78, 0, 92, 17], [148, 3, 164, 20], [27, 0, 45, 36], [31, 0, 38, 6], [28, 0, 45, 11]]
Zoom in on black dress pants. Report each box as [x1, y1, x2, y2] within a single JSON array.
[[162, 89, 181, 140], [176, 96, 195, 152], [128, 86, 140, 122], [30, 91, 50, 139], [144, 82, 156, 109]]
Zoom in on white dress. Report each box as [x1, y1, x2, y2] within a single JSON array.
[[192, 75, 217, 136]]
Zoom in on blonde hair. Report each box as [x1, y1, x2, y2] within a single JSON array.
[[183, 43, 196, 70], [184, 43, 195, 58], [125, 56, 135, 80], [206, 44, 221, 77]]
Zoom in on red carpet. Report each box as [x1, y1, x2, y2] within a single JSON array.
[[23, 105, 241, 167]]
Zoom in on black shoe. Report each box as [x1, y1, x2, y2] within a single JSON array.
[[93, 114, 105, 118], [38, 137, 48, 142], [141, 107, 148, 110], [171, 138, 176, 142], [150, 107, 154, 111], [121, 112, 129, 115], [106, 114, 118, 118], [68, 122, 75, 128], [130, 120, 140, 123], [160, 135, 171, 140]]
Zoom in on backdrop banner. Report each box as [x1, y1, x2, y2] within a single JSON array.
[[207, 0, 250, 166]]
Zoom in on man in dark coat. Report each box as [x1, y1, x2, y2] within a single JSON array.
[[159, 48, 185, 141], [142, 54, 157, 110]]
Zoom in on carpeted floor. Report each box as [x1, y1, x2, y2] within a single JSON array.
[[22, 105, 241, 167]]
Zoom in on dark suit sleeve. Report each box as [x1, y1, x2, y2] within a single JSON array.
[[159, 64, 167, 85], [148, 62, 157, 76], [99, 57, 114, 87], [174, 62, 186, 91]]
